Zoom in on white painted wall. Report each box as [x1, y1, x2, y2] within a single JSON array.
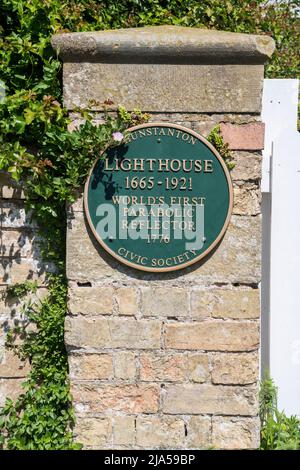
[[261, 79, 300, 415]]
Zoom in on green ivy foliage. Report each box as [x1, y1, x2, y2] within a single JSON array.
[[1, 0, 299, 90], [0, 104, 148, 449], [5, 280, 38, 299], [0, 276, 81, 450], [260, 376, 300, 450], [207, 125, 235, 171]]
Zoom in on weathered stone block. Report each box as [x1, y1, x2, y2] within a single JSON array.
[[0, 349, 30, 378], [140, 352, 186, 382], [190, 288, 260, 320], [74, 417, 112, 447], [190, 291, 210, 319], [186, 416, 211, 449], [62, 61, 264, 113], [1, 258, 47, 285], [163, 384, 258, 415], [116, 288, 138, 316], [65, 316, 161, 350], [0, 287, 48, 317], [113, 415, 136, 446], [165, 321, 259, 351], [0, 202, 35, 228], [0, 378, 24, 407], [68, 286, 114, 315], [72, 383, 159, 413], [53, 26, 274, 64], [0, 230, 37, 258], [186, 215, 261, 284], [0, 173, 25, 200], [231, 152, 262, 181], [211, 352, 259, 385], [212, 416, 260, 449], [68, 353, 113, 380], [139, 352, 210, 383], [136, 416, 185, 448], [114, 351, 136, 380], [66, 212, 119, 281], [212, 288, 260, 319], [187, 353, 210, 383], [141, 288, 188, 318], [233, 184, 261, 216]]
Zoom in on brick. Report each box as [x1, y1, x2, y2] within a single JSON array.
[[68, 286, 114, 315], [114, 351, 136, 380], [165, 321, 259, 351], [186, 416, 211, 449], [212, 416, 260, 449], [141, 288, 188, 318], [220, 122, 265, 150], [116, 288, 138, 316], [136, 416, 185, 448], [212, 352, 258, 385], [72, 383, 159, 413], [163, 384, 258, 415], [68, 353, 113, 380], [113, 415, 136, 446], [190, 289, 259, 320], [74, 417, 112, 448], [65, 317, 161, 350]]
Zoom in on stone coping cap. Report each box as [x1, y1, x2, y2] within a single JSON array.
[[51, 25, 275, 64]]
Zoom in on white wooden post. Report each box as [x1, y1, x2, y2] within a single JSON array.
[[261, 79, 300, 415]]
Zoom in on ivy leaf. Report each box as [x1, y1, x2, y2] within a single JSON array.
[[13, 116, 26, 134], [24, 108, 36, 124]]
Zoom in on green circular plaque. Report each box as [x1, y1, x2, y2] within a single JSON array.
[[84, 123, 233, 272]]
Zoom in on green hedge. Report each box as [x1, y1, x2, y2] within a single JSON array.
[[1, 0, 299, 100]]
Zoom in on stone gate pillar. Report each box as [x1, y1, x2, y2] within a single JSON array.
[[52, 26, 274, 449]]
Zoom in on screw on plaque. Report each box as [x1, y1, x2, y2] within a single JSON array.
[[109, 236, 114, 242], [202, 237, 206, 242], [157, 138, 161, 143]]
